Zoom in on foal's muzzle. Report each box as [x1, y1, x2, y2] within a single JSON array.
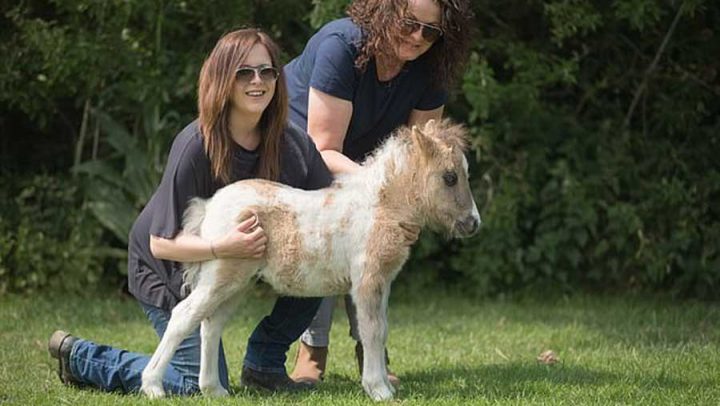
[[455, 214, 481, 237]]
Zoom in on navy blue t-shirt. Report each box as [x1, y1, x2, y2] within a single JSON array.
[[127, 120, 333, 310], [284, 17, 447, 161]]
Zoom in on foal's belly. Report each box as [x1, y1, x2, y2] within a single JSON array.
[[258, 261, 352, 297]]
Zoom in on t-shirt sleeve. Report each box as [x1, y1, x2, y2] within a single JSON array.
[[415, 85, 448, 111], [309, 35, 357, 101], [149, 142, 204, 239]]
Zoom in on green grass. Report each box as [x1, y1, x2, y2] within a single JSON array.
[[1, 290, 718, 405]]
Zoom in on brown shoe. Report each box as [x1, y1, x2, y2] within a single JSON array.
[[355, 342, 400, 387], [289, 341, 328, 384], [48, 330, 81, 386]]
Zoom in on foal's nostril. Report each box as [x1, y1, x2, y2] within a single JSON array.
[[456, 216, 480, 237], [468, 217, 480, 234]]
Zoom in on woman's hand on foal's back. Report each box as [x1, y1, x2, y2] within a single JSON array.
[[213, 216, 267, 259]]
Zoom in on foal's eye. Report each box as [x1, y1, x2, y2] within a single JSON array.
[[443, 171, 458, 187]]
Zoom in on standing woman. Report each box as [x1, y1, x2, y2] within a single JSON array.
[[285, 0, 474, 385], [48, 29, 332, 395]]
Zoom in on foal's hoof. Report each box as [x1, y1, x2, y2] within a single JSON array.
[[201, 385, 229, 397], [141, 382, 165, 399], [363, 381, 395, 401]]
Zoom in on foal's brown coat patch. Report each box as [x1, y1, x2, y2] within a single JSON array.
[[257, 205, 305, 291], [217, 202, 305, 292]]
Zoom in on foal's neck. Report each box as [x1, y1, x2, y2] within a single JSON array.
[[361, 146, 423, 226]]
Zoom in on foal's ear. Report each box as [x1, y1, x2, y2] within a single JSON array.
[[423, 119, 437, 134], [411, 125, 437, 158]]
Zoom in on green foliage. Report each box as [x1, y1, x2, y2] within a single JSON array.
[[2, 0, 719, 298], [408, 0, 720, 299], [544, 0, 603, 46], [0, 175, 105, 293], [72, 105, 180, 244], [309, 0, 349, 29], [613, 0, 665, 31]]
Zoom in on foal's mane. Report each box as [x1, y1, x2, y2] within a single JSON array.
[[425, 118, 470, 152], [337, 119, 470, 191], [362, 118, 470, 168]]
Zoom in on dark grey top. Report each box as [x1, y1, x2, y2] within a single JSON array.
[[127, 120, 333, 310]]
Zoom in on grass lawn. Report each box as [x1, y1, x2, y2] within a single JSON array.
[[1, 290, 718, 405]]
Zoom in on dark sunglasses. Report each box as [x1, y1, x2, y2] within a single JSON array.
[[235, 65, 279, 83], [400, 18, 444, 42]]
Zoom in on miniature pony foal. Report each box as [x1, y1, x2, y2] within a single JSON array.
[[141, 119, 480, 401]]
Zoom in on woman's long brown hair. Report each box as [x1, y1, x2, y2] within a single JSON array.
[[197, 29, 287, 184], [347, 0, 475, 88]]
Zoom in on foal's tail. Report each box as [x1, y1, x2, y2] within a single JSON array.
[[181, 197, 208, 294], [183, 197, 207, 236]]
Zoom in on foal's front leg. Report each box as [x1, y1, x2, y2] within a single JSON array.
[[352, 274, 395, 401]]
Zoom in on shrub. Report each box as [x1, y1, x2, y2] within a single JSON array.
[[2, 0, 718, 299], [0, 175, 105, 293], [398, 0, 720, 299]]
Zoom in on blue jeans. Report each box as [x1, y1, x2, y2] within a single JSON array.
[[69, 302, 228, 394], [69, 296, 322, 393], [243, 296, 323, 373]]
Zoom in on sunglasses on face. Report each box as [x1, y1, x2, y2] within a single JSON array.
[[400, 18, 444, 42], [235, 65, 279, 83]]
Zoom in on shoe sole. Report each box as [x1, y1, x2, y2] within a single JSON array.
[[240, 376, 315, 393]]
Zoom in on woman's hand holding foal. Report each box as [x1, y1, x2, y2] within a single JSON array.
[[212, 216, 267, 259]]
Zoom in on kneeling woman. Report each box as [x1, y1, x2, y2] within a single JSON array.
[[48, 29, 332, 394]]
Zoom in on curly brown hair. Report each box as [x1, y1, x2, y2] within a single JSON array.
[[347, 0, 475, 88]]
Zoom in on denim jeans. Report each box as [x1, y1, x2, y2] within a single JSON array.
[[69, 302, 229, 394], [243, 296, 323, 373]]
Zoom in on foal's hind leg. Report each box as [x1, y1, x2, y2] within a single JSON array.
[[352, 274, 395, 401], [199, 294, 242, 397], [141, 285, 215, 398]]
